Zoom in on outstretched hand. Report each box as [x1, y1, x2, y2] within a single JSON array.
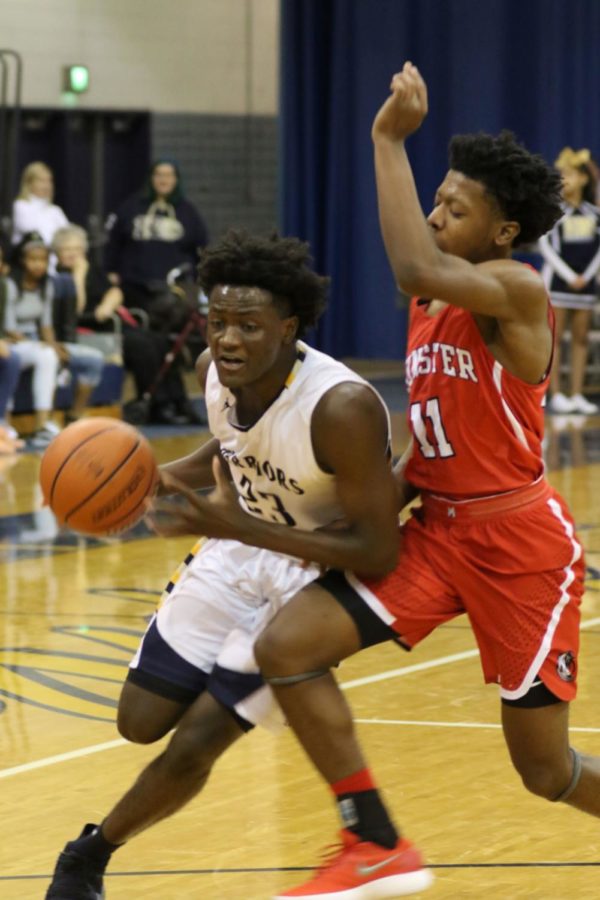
[[372, 61, 428, 142], [146, 456, 246, 539]]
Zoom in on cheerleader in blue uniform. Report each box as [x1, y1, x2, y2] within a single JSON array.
[[540, 147, 600, 414]]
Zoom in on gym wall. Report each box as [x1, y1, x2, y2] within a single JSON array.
[[0, 0, 279, 237]]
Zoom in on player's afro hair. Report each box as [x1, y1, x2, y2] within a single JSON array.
[[197, 229, 329, 337], [449, 131, 563, 246]]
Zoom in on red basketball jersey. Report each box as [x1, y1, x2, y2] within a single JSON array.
[[404, 298, 551, 498]]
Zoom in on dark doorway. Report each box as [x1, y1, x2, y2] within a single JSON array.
[[5, 107, 151, 261]]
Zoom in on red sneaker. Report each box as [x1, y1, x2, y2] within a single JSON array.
[[274, 829, 434, 898]]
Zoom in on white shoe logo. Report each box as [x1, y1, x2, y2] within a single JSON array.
[[357, 853, 402, 877]]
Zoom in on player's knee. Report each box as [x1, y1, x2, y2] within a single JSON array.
[[165, 712, 235, 781], [255, 625, 296, 676], [513, 756, 571, 800], [165, 728, 214, 779], [256, 605, 336, 677], [116, 708, 170, 745]]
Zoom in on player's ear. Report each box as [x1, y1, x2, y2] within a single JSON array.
[[282, 315, 300, 343], [495, 220, 520, 247]]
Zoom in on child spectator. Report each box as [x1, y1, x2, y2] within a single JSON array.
[[0, 239, 25, 452], [4, 233, 104, 448]]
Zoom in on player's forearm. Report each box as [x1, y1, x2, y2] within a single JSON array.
[[234, 514, 399, 578], [158, 440, 221, 494], [374, 137, 443, 294], [97, 288, 123, 317], [374, 138, 452, 294], [581, 244, 600, 283], [72, 273, 87, 315]]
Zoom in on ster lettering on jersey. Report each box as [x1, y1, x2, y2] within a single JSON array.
[[405, 342, 479, 389]]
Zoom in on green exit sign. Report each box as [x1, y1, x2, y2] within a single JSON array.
[[63, 65, 89, 93]]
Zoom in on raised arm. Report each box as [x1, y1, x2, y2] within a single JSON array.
[[371, 62, 545, 322]]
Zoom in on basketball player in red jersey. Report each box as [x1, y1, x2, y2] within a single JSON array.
[[243, 63, 598, 897]]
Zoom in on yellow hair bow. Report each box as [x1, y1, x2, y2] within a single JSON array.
[[555, 147, 591, 169]]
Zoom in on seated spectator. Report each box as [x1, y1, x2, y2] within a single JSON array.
[[104, 158, 208, 314], [53, 224, 203, 425], [0, 248, 25, 452], [4, 233, 105, 447], [11, 163, 69, 270], [3, 236, 61, 447], [0, 345, 23, 453], [0, 231, 10, 276], [52, 224, 122, 321]]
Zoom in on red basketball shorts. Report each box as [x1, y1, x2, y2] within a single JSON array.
[[348, 480, 585, 701]]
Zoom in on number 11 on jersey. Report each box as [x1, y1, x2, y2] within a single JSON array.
[[410, 398, 455, 459]]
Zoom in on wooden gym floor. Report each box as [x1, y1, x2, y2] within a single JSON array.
[[0, 372, 599, 899]]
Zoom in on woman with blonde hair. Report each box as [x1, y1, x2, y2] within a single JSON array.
[[11, 161, 69, 250], [539, 147, 600, 414]]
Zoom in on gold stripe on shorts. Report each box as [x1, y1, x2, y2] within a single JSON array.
[[157, 538, 207, 608]]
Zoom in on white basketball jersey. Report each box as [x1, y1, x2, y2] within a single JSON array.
[[205, 341, 390, 531]]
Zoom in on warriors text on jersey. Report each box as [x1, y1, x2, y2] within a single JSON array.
[[205, 340, 391, 530], [404, 297, 550, 498]]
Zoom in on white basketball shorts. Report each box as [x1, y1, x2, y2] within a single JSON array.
[[129, 538, 321, 732]]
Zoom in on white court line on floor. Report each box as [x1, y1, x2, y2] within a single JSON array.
[[0, 738, 128, 779], [1, 616, 599, 781], [355, 718, 600, 733], [0, 649, 479, 780], [340, 648, 479, 690]]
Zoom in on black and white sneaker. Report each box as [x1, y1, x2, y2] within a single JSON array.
[[28, 420, 61, 450], [45, 824, 106, 899]]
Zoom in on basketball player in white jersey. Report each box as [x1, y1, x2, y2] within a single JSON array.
[[45, 230, 403, 899]]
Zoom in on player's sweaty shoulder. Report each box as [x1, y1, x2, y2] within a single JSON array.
[[311, 381, 388, 472], [479, 257, 546, 322]]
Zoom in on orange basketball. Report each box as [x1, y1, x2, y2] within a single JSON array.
[[39, 417, 159, 536]]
